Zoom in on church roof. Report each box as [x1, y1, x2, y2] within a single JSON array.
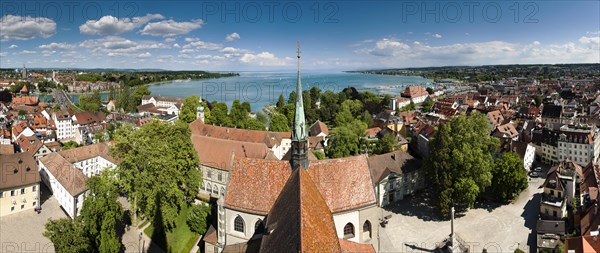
[[189, 120, 282, 148], [224, 155, 376, 215], [191, 135, 271, 171], [259, 167, 341, 252]]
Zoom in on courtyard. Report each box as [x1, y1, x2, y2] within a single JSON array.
[[379, 174, 545, 253]]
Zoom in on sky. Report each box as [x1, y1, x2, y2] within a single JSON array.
[[0, 0, 599, 71]]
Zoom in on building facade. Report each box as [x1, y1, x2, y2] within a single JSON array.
[[0, 153, 40, 217], [558, 124, 600, 166]]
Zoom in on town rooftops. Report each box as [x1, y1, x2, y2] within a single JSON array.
[[536, 220, 565, 235], [57, 142, 116, 164], [73, 111, 105, 125], [401, 85, 429, 98], [225, 155, 376, 215], [542, 104, 563, 118], [0, 152, 40, 190], [12, 96, 38, 106], [367, 151, 422, 183], [141, 95, 185, 104], [191, 135, 271, 171], [39, 152, 87, 196], [190, 120, 283, 148], [566, 235, 600, 253]]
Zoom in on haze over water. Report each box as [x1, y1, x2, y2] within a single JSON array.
[[148, 71, 432, 112]]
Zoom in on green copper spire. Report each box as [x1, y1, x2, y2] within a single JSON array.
[[292, 41, 307, 141]]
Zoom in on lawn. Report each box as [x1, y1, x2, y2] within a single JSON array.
[[144, 205, 201, 253]]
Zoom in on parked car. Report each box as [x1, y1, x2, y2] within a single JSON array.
[[534, 167, 542, 172], [530, 171, 540, 178]]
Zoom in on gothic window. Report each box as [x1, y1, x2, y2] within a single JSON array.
[[220, 187, 225, 197], [255, 219, 264, 234], [206, 184, 212, 193], [343, 223, 355, 238], [363, 220, 372, 239], [234, 216, 245, 233]]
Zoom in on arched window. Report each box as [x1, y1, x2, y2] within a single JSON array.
[[220, 187, 225, 197], [213, 184, 219, 195], [363, 220, 372, 239], [343, 223, 355, 238], [255, 219, 264, 234], [234, 216, 245, 233], [206, 184, 212, 193]]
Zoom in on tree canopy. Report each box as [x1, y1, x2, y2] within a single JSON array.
[[180, 96, 200, 123], [491, 152, 528, 202], [425, 112, 499, 217], [111, 120, 201, 230]]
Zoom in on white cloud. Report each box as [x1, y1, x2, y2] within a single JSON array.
[[433, 33, 442, 38], [179, 49, 195, 53], [39, 42, 75, 50], [164, 38, 176, 43], [173, 43, 181, 48], [0, 15, 56, 41], [8, 44, 18, 49], [579, 36, 600, 45], [0, 52, 7, 57], [225, 32, 240, 42], [137, 52, 152, 58], [140, 19, 204, 37], [183, 40, 222, 51], [80, 36, 168, 55], [13, 50, 37, 55], [239, 52, 293, 66], [359, 36, 600, 67], [79, 14, 164, 35], [42, 50, 56, 56], [185, 37, 199, 42]]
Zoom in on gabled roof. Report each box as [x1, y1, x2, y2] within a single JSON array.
[[309, 120, 329, 136], [190, 120, 282, 148], [401, 86, 429, 98], [57, 142, 116, 164], [542, 104, 563, 118], [73, 111, 104, 125], [191, 135, 270, 171], [225, 155, 376, 215], [368, 151, 422, 183], [39, 152, 87, 196], [259, 168, 341, 252], [0, 152, 40, 190]]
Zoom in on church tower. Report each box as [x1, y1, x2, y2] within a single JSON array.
[[290, 42, 310, 171]]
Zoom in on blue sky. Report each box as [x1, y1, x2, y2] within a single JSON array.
[[1, 1, 598, 71]]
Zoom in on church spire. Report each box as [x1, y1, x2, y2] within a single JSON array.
[[290, 42, 309, 170], [292, 41, 307, 141]]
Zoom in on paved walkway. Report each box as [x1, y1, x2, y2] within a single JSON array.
[[380, 175, 544, 253], [0, 192, 66, 252]]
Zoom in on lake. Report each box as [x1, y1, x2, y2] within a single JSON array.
[[148, 71, 433, 112]]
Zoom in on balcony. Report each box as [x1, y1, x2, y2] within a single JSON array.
[[541, 194, 565, 208]]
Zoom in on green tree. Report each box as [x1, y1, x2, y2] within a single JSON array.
[[186, 204, 211, 235], [132, 85, 151, 110], [244, 118, 266, 130], [422, 99, 434, 112], [360, 111, 374, 127], [319, 90, 339, 123], [491, 152, 528, 201], [202, 101, 212, 124], [401, 102, 416, 112], [534, 95, 543, 107], [425, 112, 499, 217], [179, 96, 201, 123], [210, 102, 232, 127], [276, 94, 286, 111], [334, 106, 354, 127], [79, 170, 123, 253], [326, 127, 358, 158], [312, 151, 325, 160], [111, 120, 201, 230], [230, 99, 249, 128], [79, 90, 102, 112], [375, 133, 396, 154], [426, 87, 434, 94], [269, 113, 290, 132], [43, 218, 91, 253], [256, 112, 268, 125]]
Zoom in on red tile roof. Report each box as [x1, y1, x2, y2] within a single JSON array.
[[260, 168, 341, 252], [225, 155, 376, 215], [191, 135, 271, 171], [401, 86, 429, 99], [339, 238, 376, 253], [0, 152, 40, 190], [39, 152, 87, 196], [309, 120, 329, 136], [12, 96, 38, 106], [190, 120, 282, 148]]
